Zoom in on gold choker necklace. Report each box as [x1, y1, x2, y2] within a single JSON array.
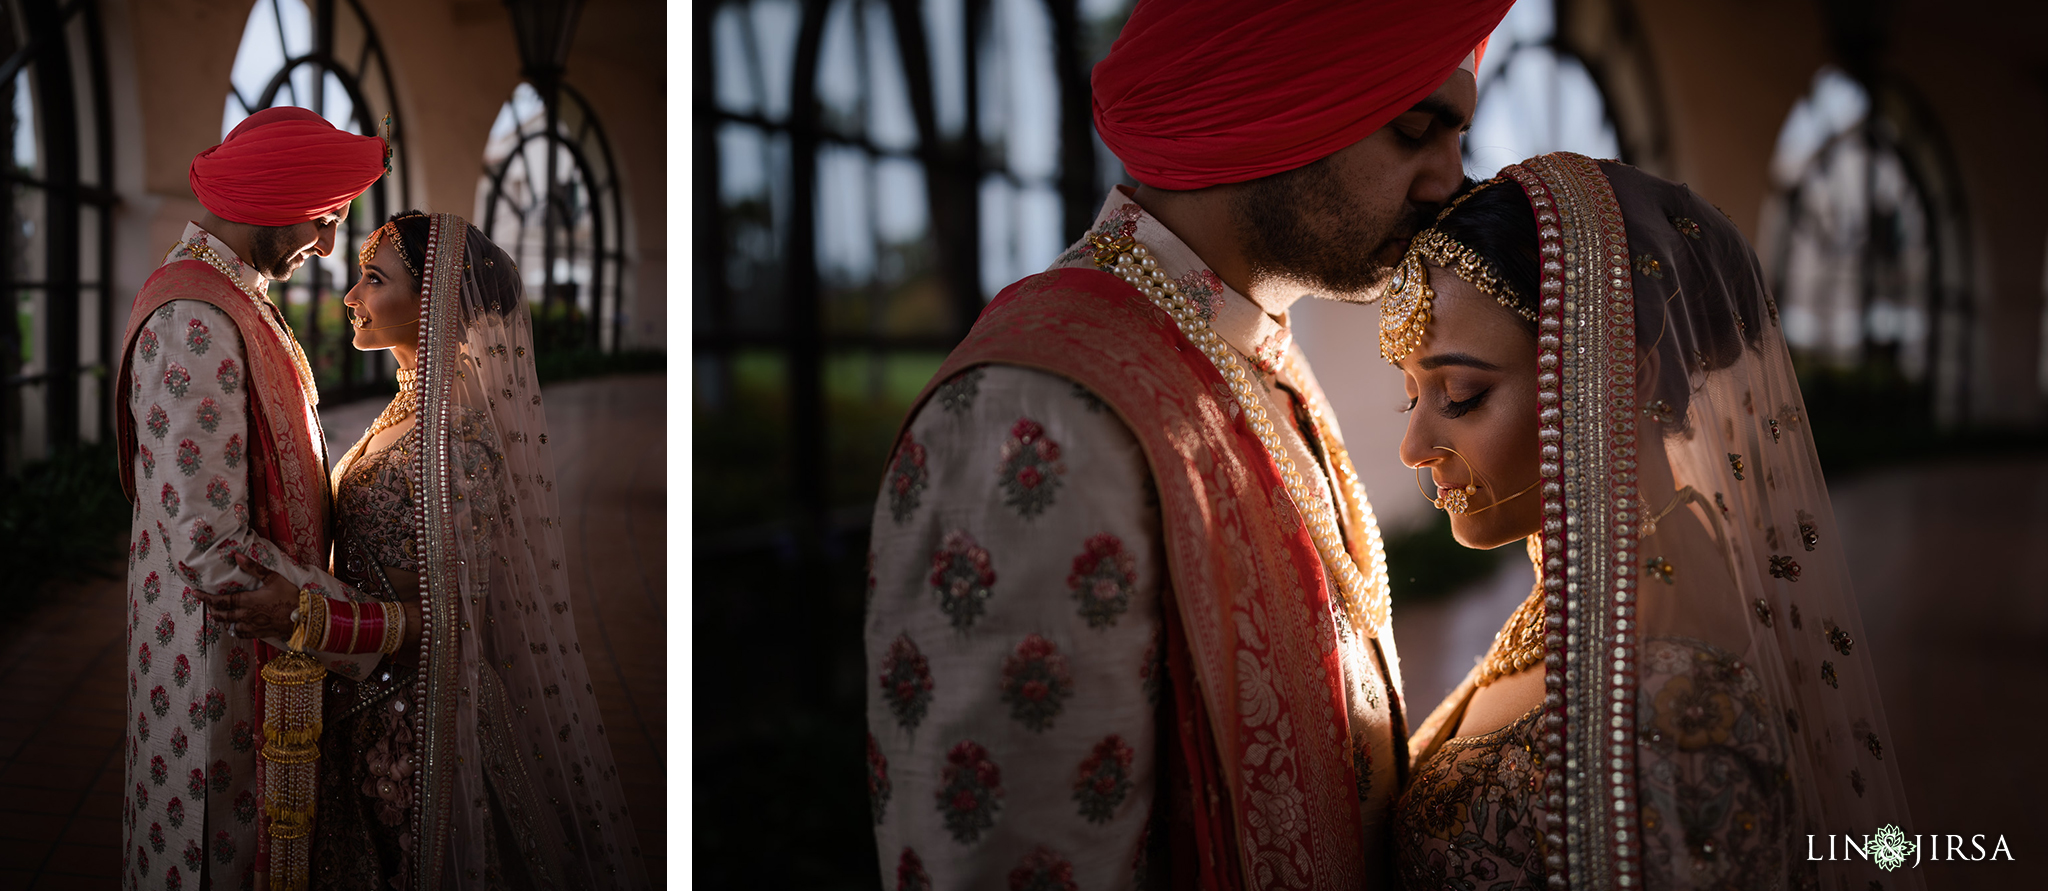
[[1476, 536, 1548, 687], [1474, 487, 1701, 687]]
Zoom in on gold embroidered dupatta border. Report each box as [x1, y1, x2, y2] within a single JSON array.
[[895, 267, 1366, 889], [409, 213, 469, 890], [1500, 152, 1645, 889]]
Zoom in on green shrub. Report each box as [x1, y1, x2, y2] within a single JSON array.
[[1382, 512, 1511, 605], [0, 440, 130, 613]]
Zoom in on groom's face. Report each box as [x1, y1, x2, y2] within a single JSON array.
[[248, 207, 348, 280], [1233, 70, 1476, 304]]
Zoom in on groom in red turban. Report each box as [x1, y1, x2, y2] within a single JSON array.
[[113, 106, 388, 890], [864, 1, 1512, 888]]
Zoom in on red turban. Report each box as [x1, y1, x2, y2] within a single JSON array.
[[189, 107, 388, 226], [1092, 0, 1512, 189]]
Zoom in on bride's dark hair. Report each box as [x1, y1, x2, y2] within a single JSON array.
[[1432, 179, 1540, 333], [377, 210, 521, 320], [1427, 167, 1771, 436]]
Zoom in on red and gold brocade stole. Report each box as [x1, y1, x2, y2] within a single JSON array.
[[894, 267, 1370, 891]]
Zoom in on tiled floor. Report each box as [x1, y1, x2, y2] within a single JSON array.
[[0, 373, 667, 888]]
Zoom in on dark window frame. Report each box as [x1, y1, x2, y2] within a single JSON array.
[[0, 0, 115, 475], [223, 0, 411, 405], [478, 80, 628, 354]]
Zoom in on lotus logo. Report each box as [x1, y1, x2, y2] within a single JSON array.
[[1808, 826, 2014, 868], [1868, 824, 1915, 872]]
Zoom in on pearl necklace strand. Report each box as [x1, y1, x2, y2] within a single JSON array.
[[1100, 241, 1391, 637], [184, 238, 319, 402]]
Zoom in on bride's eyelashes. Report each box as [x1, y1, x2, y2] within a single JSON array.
[[1440, 388, 1489, 419], [1400, 388, 1490, 418]]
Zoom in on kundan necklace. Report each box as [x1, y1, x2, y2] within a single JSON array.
[[331, 367, 418, 492], [185, 238, 319, 403], [1474, 486, 1702, 687], [1476, 536, 1547, 687], [366, 367, 420, 440], [1096, 238, 1391, 637]]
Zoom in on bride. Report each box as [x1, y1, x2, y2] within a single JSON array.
[[1378, 153, 1918, 890], [205, 211, 647, 888]]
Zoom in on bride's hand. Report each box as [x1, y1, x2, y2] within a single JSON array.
[[200, 552, 302, 640]]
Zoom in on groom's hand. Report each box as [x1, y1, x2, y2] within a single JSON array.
[[200, 552, 301, 640]]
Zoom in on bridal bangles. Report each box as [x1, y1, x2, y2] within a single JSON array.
[[290, 587, 409, 656]]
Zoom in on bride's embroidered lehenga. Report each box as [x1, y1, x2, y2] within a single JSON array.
[[1387, 154, 1921, 891], [310, 213, 646, 888]]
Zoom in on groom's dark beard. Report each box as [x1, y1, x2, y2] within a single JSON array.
[[247, 224, 304, 280], [1232, 159, 1433, 304]]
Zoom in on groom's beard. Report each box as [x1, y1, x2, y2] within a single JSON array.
[[248, 225, 308, 281], [1233, 160, 1433, 305]]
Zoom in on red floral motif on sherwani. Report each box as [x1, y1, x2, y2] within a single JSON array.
[[937, 740, 1004, 844], [897, 848, 933, 891], [1008, 846, 1080, 891], [999, 634, 1074, 731], [1066, 533, 1136, 628], [116, 223, 383, 891], [881, 634, 936, 732], [997, 417, 1065, 517], [867, 189, 1401, 890], [868, 731, 893, 824], [929, 530, 997, 630], [887, 434, 929, 523], [1073, 734, 1136, 823]]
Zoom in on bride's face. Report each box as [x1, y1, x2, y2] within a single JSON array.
[[1395, 265, 1543, 550], [344, 234, 419, 352]]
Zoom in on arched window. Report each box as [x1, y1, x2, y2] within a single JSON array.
[[222, 0, 408, 403], [1760, 67, 1967, 423], [695, 3, 1113, 876], [698, 0, 1105, 528], [477, 81, 627, 355], [1462, 0, 1621, 178], [0, 0, 113, 474]]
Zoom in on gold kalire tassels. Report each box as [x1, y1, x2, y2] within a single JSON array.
[[260, 587, 326, 890]]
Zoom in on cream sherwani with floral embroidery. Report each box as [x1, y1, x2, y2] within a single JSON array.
[[120, 224, 383, 891], [865, 188, 1406, 888]]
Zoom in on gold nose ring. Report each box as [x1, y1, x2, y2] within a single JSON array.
[[1415, 446, 1478, 514]]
